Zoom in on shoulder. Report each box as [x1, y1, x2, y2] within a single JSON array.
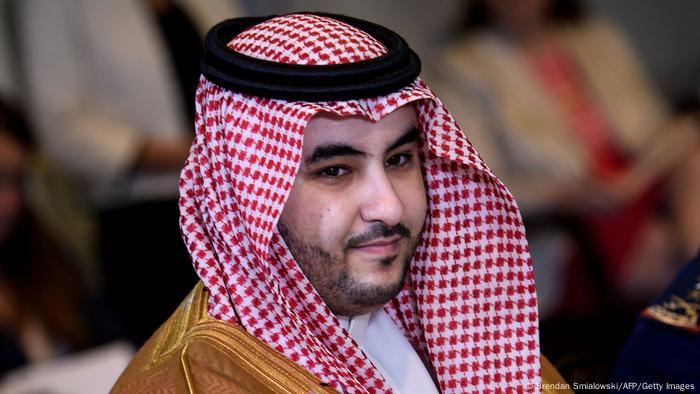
[[561, 18, 637, 57], [444, 30, 504, 71], [111, 283, 336, 393], [441, 30, 516, 95], [541, 354, 574, 393], [568, 18, 624, 38], [611, 253, 700, 385], [643, 253, 700, 332]]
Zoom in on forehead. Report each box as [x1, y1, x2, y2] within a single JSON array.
[[300, 105, 418, 153]]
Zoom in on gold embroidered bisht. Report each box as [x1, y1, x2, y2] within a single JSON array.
[[112, 284, 571, 393]]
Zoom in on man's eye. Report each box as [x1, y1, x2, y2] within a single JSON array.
[[317, 166, 349, 178], [386, 153, 413, 167]]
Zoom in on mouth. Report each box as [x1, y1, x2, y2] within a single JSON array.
[[351, 236, 402, 255]]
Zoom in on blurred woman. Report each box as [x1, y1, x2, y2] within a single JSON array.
[[440, 0, 700, 302]]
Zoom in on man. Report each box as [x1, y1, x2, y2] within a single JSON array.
[[113, 13, 568, 393], [611, 251, 700, 389]]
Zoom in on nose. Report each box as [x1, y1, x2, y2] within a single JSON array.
[[359, 170, 403, 227]]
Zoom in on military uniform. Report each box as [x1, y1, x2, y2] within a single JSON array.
[[612, 252, 700, 389]]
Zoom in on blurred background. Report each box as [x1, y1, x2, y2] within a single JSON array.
[[0, 0, 698, 391]]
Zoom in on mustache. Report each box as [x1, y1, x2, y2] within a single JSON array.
[[345, 223, 411, 249]]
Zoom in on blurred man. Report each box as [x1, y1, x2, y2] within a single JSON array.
[[612, 251, 700, 389], [113, 13, 567, 393]]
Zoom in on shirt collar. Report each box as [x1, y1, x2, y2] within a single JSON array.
[[336, 312, 372, 346]]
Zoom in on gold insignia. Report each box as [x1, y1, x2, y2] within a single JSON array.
[[644, 295, 700, 333]]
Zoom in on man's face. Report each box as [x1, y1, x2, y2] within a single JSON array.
[[278, 105, 427, 317]]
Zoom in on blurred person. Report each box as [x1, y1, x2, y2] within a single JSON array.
[[0, 98, 119, 374], [17, 0, 242, 345], [611, 250, 700, 389], [439, 0, 700, 305], [112, 13, 570, 393]]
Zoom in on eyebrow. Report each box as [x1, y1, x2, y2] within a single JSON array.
[[305, 126, 420, 166], [386, 126, 419, 153]]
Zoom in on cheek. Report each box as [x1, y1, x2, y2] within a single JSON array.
[[316, 207, 343, 246], [399, 171, 428, 229], [280, 185, 353, 248]]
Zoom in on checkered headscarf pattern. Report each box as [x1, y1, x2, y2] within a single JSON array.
[[179, 14, 540, 393], [229, 14, 387, 64]]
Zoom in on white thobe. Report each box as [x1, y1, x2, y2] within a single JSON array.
[[338, 309, 440, 394]]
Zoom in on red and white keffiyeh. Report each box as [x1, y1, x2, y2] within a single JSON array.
[[179, 13, 540, 393]]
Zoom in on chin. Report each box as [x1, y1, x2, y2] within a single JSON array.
[[341, 262, 409, 311], [349, 253, 403, 281], [361, 268, 405, 288]]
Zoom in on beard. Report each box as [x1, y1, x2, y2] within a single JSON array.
[[278, 222, 421, 316]]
